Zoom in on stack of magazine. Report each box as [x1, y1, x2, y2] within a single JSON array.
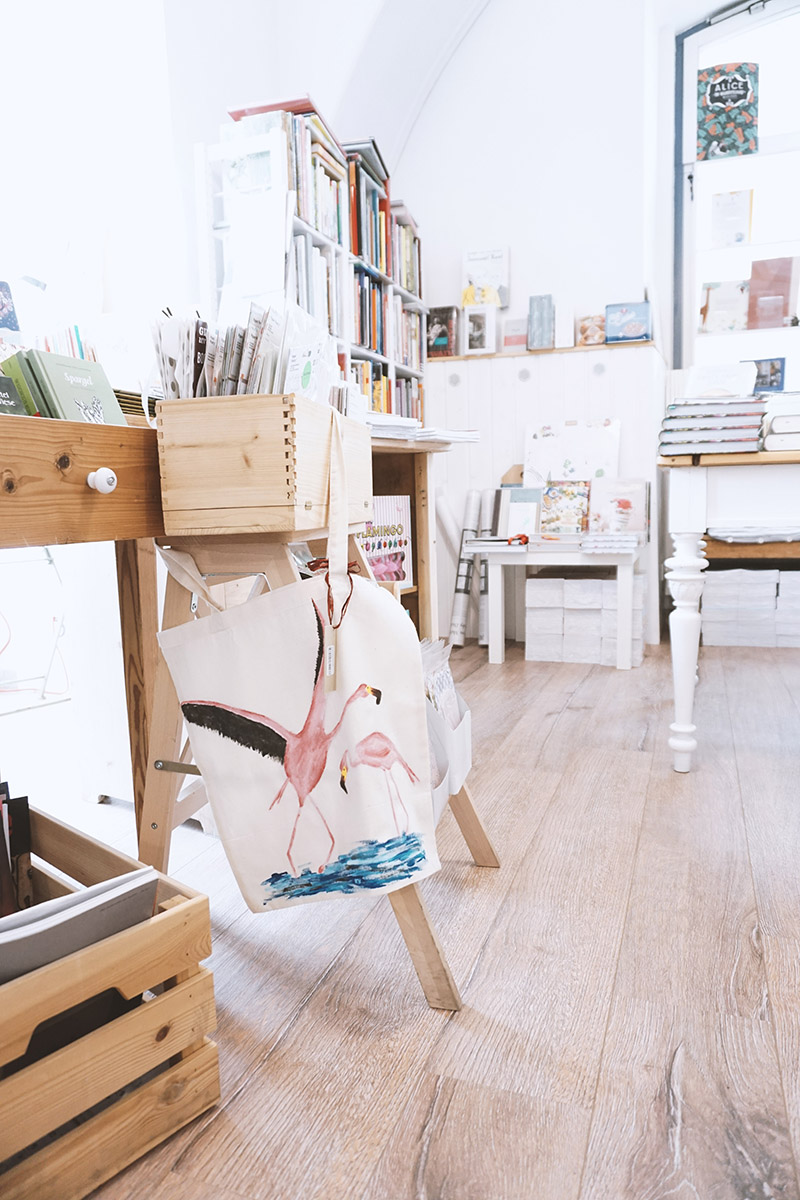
[[659, 362, 766, 456]]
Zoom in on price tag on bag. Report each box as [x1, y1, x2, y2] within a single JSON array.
[[324, 623, 338, 692]]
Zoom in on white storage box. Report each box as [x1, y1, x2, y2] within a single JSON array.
[[602, 637, 644, 667], [526, 578, 565, 607], [564, 609, 602, 637], [563, 635, 601, 663], [601, 608, 643, 638], [564, 579, 603, 609], [525, 607, 564, 634], [602, 576, 645, 609]]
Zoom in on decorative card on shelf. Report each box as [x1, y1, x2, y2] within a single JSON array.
[[747, 257, 800, 330], [747, 357, 785, 392], [527, 295, 555, 350], [502, 317, 528, 352], [523, 419, 621, 486], [462, 305, 497, 355], [589, 478, 649, 536], [541, 482, 590, 535], [461, 248, 509, 308], [357, 495, 414, 588], [576, 314, 605, 346], [427, 306, 459, 358], [711, 190, 752, 248], [697, 62, 758, 161], [506, 488, 542, 539], [605, 302, 651, 343], [699, 280, 749, 334]]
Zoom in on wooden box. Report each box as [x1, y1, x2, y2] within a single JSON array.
[[0, 415, 164, 549], [0, 811, 220, 1200], [156, 393, 373, 535]]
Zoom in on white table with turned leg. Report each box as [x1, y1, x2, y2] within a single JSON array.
[[662, 450, 800, 773]]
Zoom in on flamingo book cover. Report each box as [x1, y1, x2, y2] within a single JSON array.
[[357, 496, 414, 587]]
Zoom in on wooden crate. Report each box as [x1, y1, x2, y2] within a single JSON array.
[[156, 393, 373, 535], [0, 810, 220, 1200], [0, 415, 164, 549]]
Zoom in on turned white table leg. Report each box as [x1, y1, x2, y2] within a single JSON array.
[[665, 533, 708, 773]]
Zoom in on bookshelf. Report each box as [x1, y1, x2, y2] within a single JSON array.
[[196, 102, 428, 425]]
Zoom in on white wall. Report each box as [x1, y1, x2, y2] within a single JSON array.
[[391, 0, 650, 330]]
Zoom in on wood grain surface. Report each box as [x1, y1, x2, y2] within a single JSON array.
[[68, 643, 800, 1200]]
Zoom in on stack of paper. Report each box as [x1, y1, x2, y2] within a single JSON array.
[[761, 393, 800, 453], [524, 572, 644, 666], [776, 571, 800, 647], [701, 569, 778, 646]]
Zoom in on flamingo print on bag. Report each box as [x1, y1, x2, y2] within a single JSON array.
[[339, 733, 418, 836], [181, 601, 382, 876]]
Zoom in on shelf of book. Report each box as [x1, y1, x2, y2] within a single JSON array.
[[197, 103, 428, 427]]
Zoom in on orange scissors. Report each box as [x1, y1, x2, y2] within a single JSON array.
[[507, 534, 529, 545]]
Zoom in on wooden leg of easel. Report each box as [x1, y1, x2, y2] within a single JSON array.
[[137, 574, 193, 873], [388, 883, 462, 1011], [448, 783, 500, 868], [115, 538, 159, 833]]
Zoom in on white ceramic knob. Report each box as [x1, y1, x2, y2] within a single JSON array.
[[86, 467, 117, 494]]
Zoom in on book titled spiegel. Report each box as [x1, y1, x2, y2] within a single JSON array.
[[26, 351, 126, 424]]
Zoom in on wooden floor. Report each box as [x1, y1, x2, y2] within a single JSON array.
[[84, 642, 800, 1200]]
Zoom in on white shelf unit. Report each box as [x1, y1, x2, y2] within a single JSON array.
[[196, 117, 428, 422]]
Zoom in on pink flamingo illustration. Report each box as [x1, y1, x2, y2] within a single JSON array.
[[339, 732, 418, 836], [181, 602, 381, 876]]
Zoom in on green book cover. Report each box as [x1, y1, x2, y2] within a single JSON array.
[[0, 353, 39, 415], [26, 351, 126, 425], [0, 374, 29, 416]]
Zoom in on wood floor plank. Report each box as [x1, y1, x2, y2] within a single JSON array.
[[427, 747, 650, 1107], [614, 652, 767, 1020], [763, 935, 800, 1179], [580, 996, 798, 1200], [724, 648, 800, 938], [363, 1073, 589, 1200]]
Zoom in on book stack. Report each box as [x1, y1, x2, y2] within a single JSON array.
[[353, 267, 386, 355], [394, 376, 423, 421], [389, 201, 421, 297], [389, 300, 422, 371], [658, 393, 766, 455], [524, 571, 645, 666], [345, 140, 391, 274], [701, 569, 778, 646], [0, 350, 126, 424], [761, 393, 800, 452]]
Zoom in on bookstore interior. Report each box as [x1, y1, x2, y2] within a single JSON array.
[[3, 0, 800, 1195]]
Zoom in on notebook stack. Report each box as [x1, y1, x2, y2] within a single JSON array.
[[761, 393, 800, 452], [659, 393, 766, 456], [0, 350, 126, 424]]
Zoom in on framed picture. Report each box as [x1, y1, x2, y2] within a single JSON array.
[[462, 305, 497, 355], [746, 357, 786, 392]]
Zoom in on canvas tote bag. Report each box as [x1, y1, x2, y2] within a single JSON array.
[[157, 410, 440, 911]]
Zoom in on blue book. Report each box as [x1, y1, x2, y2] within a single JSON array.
[[605, 302, 652, 343]]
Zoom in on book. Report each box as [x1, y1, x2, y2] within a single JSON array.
[[605, 301, 651, 343], [697, 62, 758, 160], [0, 374, 28, 416], [576, 314, 605, 346], [1, 351, 47, 416], [661, 426, 762, 443], [711, 190, 752, 247], [26, 352, 126, 424], [461, 248, 509, 308], [463, 305, 497, 355], [762, 432, 800, 452], [502, 318, 528, 352], [0, 866, 159, 984], [589, 478, 649, 534], [527, 295, 555, 350], [747, 258, 800, 330], [506, 488, 541, 538], [357, 495, 414, 587], [427, 307, 459, 358], [666, 400, 765, 417], [659, 439, 760, 454], [662, 414, 763, 429], [540, 482, 590, 535], [766, 417, 800, 434], [699, 280, 749, 333]]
